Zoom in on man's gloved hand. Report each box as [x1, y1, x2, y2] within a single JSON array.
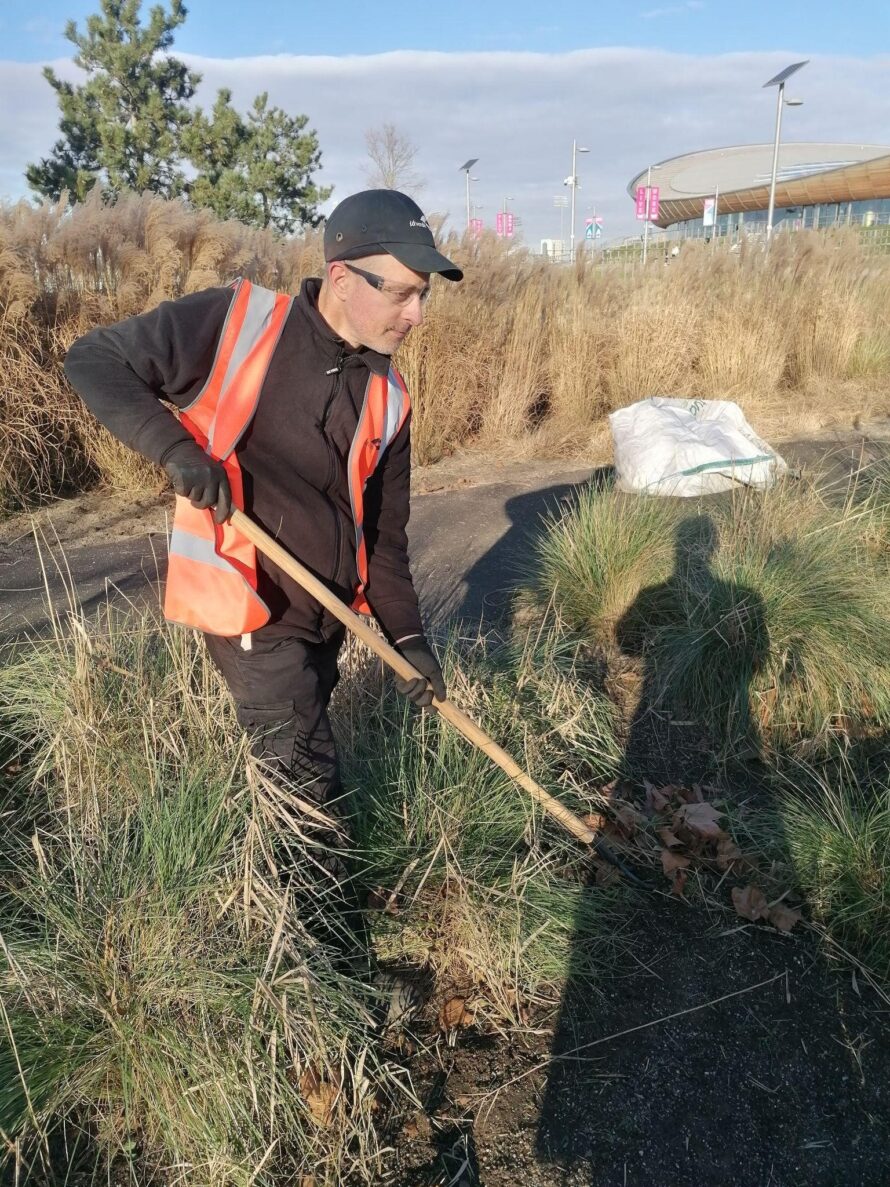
[[162, 441, 232, 525], [394, 636, 446, 707]]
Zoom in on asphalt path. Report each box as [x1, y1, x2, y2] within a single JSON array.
[[0, 464, 597, 644], [1, 428, 887, 645]]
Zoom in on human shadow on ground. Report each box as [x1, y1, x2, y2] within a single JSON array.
[[527, 512, 890, 1187], [412, 480, 890, 1187], [614, 513, 770, 785], [428, 468, 613, 632]]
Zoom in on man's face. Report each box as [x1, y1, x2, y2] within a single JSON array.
[[326, 254, 430, 355]]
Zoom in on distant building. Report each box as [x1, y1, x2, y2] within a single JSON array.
[[540, 238, 566, 260], [628, 142, 890, 239]]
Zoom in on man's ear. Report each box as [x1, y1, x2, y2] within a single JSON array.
[[326, 260, 350, 299]]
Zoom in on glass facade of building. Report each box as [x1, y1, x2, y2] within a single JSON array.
[[670, 197, 890, 240]]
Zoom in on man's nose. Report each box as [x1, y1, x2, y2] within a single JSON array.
[[403, 294, 424, 327]]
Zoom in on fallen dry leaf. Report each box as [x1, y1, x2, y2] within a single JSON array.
[[439, 997, 472, 1031], [658, 826, 683, 849], [661, 848, 691, 876], [582, 812, 609, 835], [715, 836, 743, 870], [676, 801, 725, 839], [671, 868, 688, 896], [299, 1066, 340, 1126], [612, 802, 646, 838], [768, 903, 802, 933], [644, 781, 677, 813], [732, 884, 770, 922]]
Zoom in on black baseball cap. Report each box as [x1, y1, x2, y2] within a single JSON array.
[[324, 189, 463, 282]]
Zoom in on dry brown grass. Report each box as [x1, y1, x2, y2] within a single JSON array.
[[2, 191, 889, 511]]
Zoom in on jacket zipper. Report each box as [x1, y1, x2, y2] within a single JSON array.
[[317, 351, 346, 633]]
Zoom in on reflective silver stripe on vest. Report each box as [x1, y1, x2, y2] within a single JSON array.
[[168, 527, 272, 619], [381, 367, 408, 450], [168, 527, 232, 571], [180, 279, 244, 414], [206, 285, 282, 457], [347, 380, 372, 569], [346, 370, 410, 583], [218, 292, 292, 460]]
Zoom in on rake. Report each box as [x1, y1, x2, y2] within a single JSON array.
[[230, 509, 644, 884]]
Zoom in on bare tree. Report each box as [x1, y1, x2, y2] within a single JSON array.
[[363, 123, 425, 195]]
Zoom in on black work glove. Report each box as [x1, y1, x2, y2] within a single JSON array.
[[394, 636, 446, 707], [162, 441, 232, 525]]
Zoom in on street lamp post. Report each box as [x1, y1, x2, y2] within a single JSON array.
[[565, 139, 590, 264], [763, 61, 808, 241], [553, 195, 568, 258], [459, 158, 479, 231]]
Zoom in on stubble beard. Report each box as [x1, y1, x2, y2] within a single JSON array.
[[376, 324, 412, 355]]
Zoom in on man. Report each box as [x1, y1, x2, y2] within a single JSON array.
[[64, 189, 462, 939]]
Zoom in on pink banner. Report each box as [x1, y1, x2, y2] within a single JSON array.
[[636, 186, 660, 221], [505, 212, 514, 238], [496, 212, 504, 236]]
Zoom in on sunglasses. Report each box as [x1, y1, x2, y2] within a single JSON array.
[[344, 262, 431, 307]]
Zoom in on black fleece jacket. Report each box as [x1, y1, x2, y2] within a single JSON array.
[[63, 278, 424, 645]]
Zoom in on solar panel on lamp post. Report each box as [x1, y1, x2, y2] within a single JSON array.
[[763, 61, 808, 242], [459, 159, 479, 231]]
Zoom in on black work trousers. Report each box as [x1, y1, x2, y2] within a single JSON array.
[[204, 626, 365, 949], [205, 626, 347, 812]]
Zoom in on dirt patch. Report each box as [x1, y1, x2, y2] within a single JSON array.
[[0, 488, 168, 550], [0, 452, 604, 550], [388, 896, 890, 1187]]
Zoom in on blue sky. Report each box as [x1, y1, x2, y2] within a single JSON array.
[[7, 0, 889, 60], [3, 3, 889, 243]]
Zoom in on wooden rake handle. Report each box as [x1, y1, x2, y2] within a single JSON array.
[[229, 509, 597, 847]]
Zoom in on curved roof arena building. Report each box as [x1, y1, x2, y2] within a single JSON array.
[[628, 142, 890, 237]]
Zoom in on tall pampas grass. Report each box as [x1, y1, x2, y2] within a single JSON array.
[[2, 193, 889, 511]]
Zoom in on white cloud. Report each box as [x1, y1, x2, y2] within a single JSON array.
[[3, 48, 889, 245]]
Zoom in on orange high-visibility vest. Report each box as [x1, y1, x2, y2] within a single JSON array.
[[163, 277, 411, 636]]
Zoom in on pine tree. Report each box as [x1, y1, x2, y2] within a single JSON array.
[[183, 91, 332, 234], [28, 1, 332, 233], [27, 0, 198, 201]]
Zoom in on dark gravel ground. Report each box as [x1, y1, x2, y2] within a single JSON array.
[[389, 891, 890, 1187]]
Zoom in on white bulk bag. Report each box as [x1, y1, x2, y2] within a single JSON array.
[[609, 397, 787, 497]]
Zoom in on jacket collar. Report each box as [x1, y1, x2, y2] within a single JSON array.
[[298, 278, 391, 377]]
